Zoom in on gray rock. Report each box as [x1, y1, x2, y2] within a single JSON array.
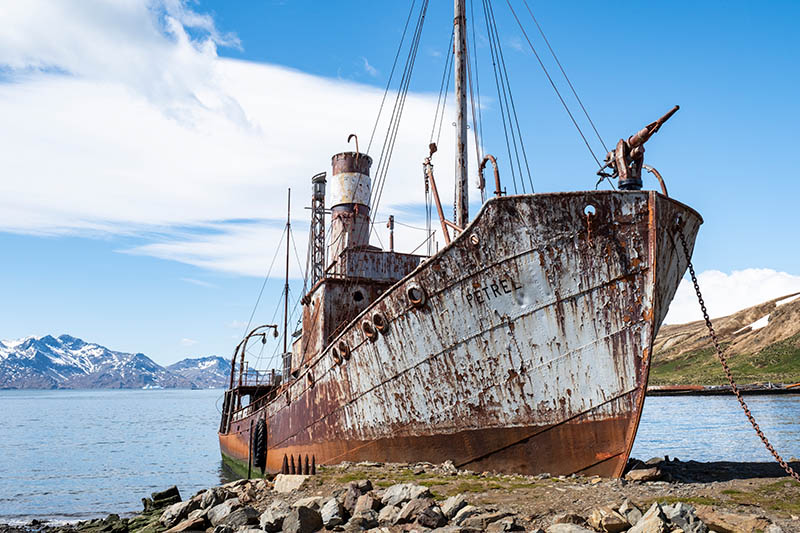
[[377, 504, 401, 526], [459, 511, 513, 530], [273, 474, 310, 494], [661, 502, 707, 533], [551, 513, 587, 527], [440, 494, 468, 519], [200, 489, 218, 509], [208, 499, 242, 527], [766, 525, 784, 533], [164, 516, 207, 533], [347, 509, 379, 530], [259, 501, 290, 532], [187, 508, 207, 522], [354, 494, 382, 514], [486, 516, 524, 532], [587, 506, 629, 533], [219, 507, 260, 529], [396, 498, 435, 525], [160, 499, 201, 529], [237, 529, 264, 533], [212, 526, 234, 533], [625, 467, 662, 482], [416, 503, 447, 529], [320, 498, 346, 528], [546, 525, 595, 533], [381, 483, 432, 507], [618, 499, 643, 526], [282, 506, 323, 533], [628, 503, 669, 533], [431, 527, 483, 533], [453, 505, 482, 526], [292, 496, 324, 510], [344, 480, 374, 513]]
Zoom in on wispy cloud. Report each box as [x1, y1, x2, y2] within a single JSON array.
[[361, 56, 378, 77], [0, 0, 461, 277], [180, 277, 218, 288], [180, 338, 198, 346], [507, 36, 524, 52]]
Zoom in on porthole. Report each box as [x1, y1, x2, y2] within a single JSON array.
[[338, 341, 351, 360], [407, 284, 426, 307], [373, 312, 388, 333], [362, 320, 378, 342]]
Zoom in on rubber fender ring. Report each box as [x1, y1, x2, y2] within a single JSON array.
[[362, 320, 378, 342], [372, 312, 388, 333], [338, 341, 351, 360], [407, 284, 426, 307], [332, 347, 342, 365]]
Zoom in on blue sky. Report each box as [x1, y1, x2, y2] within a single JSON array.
[[1, 1, 799, 366]]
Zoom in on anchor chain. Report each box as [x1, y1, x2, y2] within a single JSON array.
[[677, 228, 800, 482]]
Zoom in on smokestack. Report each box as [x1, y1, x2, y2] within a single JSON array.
[[328, 151, 372, 265]]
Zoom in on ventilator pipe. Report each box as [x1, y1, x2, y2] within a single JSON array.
[[479, 154, 503, 197]]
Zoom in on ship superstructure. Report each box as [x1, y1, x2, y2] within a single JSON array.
[[218, 0, 702, 478]]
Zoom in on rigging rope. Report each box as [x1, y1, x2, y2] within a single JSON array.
[[430, 30, 454, 145], [240, 225, 286, 340], [469, 0, 485, 200], [482, 0, 520, 194], [522, 0, 608, 154], [369, 0, 429, 228], [367, 0, 419, 155], [504, 0, 604, 169], [485, 0, 534, 193]]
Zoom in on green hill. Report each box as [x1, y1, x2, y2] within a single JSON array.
[[651, 292, 800, 386]]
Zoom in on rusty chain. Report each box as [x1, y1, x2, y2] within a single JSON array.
[[677, 228, 800, 482]]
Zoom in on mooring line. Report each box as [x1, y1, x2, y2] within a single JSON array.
[[677, 227, 800, 483]]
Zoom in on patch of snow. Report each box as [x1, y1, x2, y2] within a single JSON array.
[[776, 293, 800, 307], [734, 314, 771, 334], [198, 360, 216, 369]]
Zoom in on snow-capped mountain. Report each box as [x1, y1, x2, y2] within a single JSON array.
[[167, 356, 231, 389], [0, 335, 225, 389]]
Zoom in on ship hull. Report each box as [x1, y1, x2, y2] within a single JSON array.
[[220, 190, 701, 477]]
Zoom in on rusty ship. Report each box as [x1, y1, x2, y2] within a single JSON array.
[[218, 1, 702, 478]]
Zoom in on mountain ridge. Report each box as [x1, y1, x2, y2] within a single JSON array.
[[0, 334, 232, 389], [652, 292, 800, 385]]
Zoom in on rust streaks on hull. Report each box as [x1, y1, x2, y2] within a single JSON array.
[[220, 191, 701, 477]]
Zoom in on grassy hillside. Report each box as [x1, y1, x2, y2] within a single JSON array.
[[650, 293, 800, 386]]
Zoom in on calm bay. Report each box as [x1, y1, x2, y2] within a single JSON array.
[[1, 389, 799, 523]]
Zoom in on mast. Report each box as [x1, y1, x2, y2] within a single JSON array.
[[454, 0, 469, 228], [283, 189, 290, 359]]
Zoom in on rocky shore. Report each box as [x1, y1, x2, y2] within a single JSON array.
[[3, 458, 799, 533]]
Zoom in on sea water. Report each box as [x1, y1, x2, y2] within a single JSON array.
[[1, 389, 799, 522]]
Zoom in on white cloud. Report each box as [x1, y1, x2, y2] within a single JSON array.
[[0, 0, 463, 276], [361, 56, 378, 77], [664, 269, 800, 324], [180, 277, 217, 288], [180, 337, 198, 346]]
